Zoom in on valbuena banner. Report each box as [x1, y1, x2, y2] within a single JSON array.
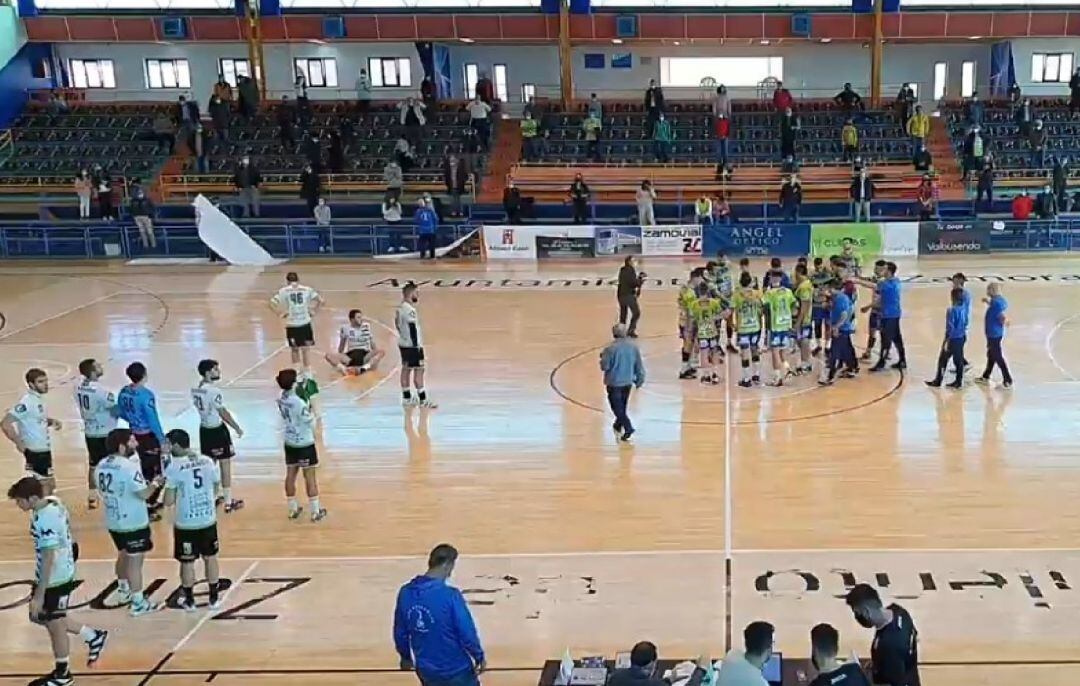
[[918, 220, 992, 255], [536, 235, 596, 259], [481, 225, 596, 261], [810, 223, 884, 259], [641, 225, 703, 256], [703, 223, 811, 256]]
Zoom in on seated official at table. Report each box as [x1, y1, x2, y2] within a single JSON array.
[[608, 641, 709, 686], [717, 621, 774, 686]]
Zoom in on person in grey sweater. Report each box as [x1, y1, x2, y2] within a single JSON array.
[[600, 323, 646, 442]]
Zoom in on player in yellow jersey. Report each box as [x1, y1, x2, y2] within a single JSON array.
[[732, 272, 764, 388], [810, 257, 834, 356], [691, 293, 726, 385], [678, 269, 705, 379], [793, 264, 815, 374], [762, 271, 798, 386]]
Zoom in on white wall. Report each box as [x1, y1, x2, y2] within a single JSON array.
[[442, 44, 559, 100], [1009, 38, 1077, 97]]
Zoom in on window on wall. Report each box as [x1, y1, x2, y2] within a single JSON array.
[[368, 57, 412, 88], [68, 59, 115, 89], [493, 64, 509, 102], [463, 63, 479, 99], [145, 59, 191, 89], [659, 57, 782, 88], [218, 58, 250, 87], [1032, 52, 1074, 83], [521, 83, 536, 102], [961, 61, 976, 97], [294, 58, 338, 88], [933, 62, 947, 100]]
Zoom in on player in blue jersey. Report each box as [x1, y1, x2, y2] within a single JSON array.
[[116, 362, 168, 520]]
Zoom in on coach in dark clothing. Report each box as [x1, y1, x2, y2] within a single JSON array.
[[617, 256, 644, 337], [845, 584, 920, 686], [644, 79, 665, 137], [600, 324, 646, 443], [608, 641, 707, 686], [569, 174, 591, 224]]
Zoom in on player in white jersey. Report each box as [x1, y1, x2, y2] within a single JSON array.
[[75, 359, 117, 510], [324, 308, 386, 375], [395, 283, 437, 408], [193, 359, 244, 513], [2, 368, 62, 492], [8, 476, 109, 685], [94, 429, 164, 617], [275, 368, 327, 522], [270, 271, 324, 371], [163, 429, 224, 611]]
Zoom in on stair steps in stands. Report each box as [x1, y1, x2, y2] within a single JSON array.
[[478, 117, 520, 203], [928, 116, 966, 201]]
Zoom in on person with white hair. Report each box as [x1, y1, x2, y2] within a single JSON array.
[[599, 323, 646, 442]]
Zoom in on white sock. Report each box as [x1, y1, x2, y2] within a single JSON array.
[[79, 626, 97, 641], [741, 364, 750, 381], [223, 487, 232, 502], [310, 497, 321, 513], [117, 579, 130, 593], [131, 591, 145, 604], [288, 497, 299, 512]]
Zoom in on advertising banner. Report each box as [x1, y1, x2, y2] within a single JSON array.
[[918, 221, 992, 255], [641, 225, 703, 256], [810, 223, 884, 258], [703, 223, 811, 257], [881, 222, 919, 257], [595, 226, 642, 256], [536, 235, 596, 259], [481, 225, 595, 261]]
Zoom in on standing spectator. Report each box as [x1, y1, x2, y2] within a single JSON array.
[[74, 170, 92, 220], [46, 89, 69, 114], [781, 155, 799, 175], [976, 161, 994, 213], [912, 142, 933, 172], [394, 137, 416, 173], [1011, 190, 1034, 220], [503, 182, 522, 224], [475, 72, 494, 105], [780, 174, 802, 222], [906, 105, 929, 152], [714, 193, 732, 225], [717, 622, 775, 686], [209, 95, 230, 141], [303, 134, 323, 177], [1070, 67, 1080, 114], [466, 96, 492, 150], [191, 123, 208, 173], [976, 283, 1012, 388], [382, 194, 403, 224], [394, 544, 486, 686], [236, 74, 258, 121], [339, 117, 356, 148], [714, 112, 730, 165], [644, 78, 664, 137], [1035, 184, 1058, 219], [384, 160, 404, 201], [895, 82, 915, 124], [600, 323, 645, 442], [772, 81, 794, 112], [277, 96, 297, 150], [834, 83, 863, 115], [916, 174, 938, 220], [233, 155, 262, 218], [212, 77, 232, 103], [314, 197, 331, 226], [522, 96, 538, 120], [299, 163, 321, 215], [96, 174, 115, 221], [961, 126, 986, 180], [636, 180, 657, 226], [713, 85, 732, 119], [520, 112, 539, 161], [569, 173, 591, 224], [415, 199, 438, 259], [1053, 156, 1069, 208], [356, 68, 371, 118], [652, 113, 673, 163], [964, 92, 984, 126], [399, 97, 426, 146], [1008, 82, 1022, 106], [1029, 120, 1048, 168], [841, 119, 859, 162], [694, 194, 713, 226], [443, 153, 468, 218], [420, 76, 436, 106], [780, 107, 800, 161], [327, 131, 345, 175], [850, 169, 874, 222], [129, 185, 156, 249], [175, 95, 199, 147], [587, 93, 603, 121], [152, 112, 175, 154], [1015, 98, 1033, 135], [582, 112, 602, 162]]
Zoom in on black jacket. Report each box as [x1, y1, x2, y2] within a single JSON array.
[[503, 187, 521, 211], [209, 100, 230, 130], [570, 180, 590, 203], [644, 87, 665, 112], [913, 149, 933, 171], [617, 264, 641, 298], [129, 194, 154, 217], [850, 176, 875, 201], [1036, 191, 1057, 218], [234, 164, 262, 189], [443, 159, 469, 194], [174, 100, 199, 125], [299, 169, 320, 201], [608, 666, 705, 686], [780, 181, 803, 206], [977, 167, 994, 191]]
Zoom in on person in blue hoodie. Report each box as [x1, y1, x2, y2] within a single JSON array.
[[395, 544, 485, 686], [415, 199, 439, 260]]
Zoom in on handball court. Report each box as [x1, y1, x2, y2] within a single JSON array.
[[1, 255, 1080, 685]]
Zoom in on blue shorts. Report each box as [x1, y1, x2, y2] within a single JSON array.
[[769, 330, 792, 348], [737, 332, 761, 350], [868, 311, 881, 330], [812, 307, 829, 323], [797, 325, 813, 341]]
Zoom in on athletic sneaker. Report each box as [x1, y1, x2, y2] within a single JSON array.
[[767, 378, 784, 387], [947, 382, 963, 389], [620, 429, 635, 443], [180, 597, 198, 613], [29, 671, 73, 686], [419, 399, 438, 409], [311, 508, 329, 522], [738, 379, 752, 388], [129, 599, 163, 617], [223, 499, 245, 514], [678, 368, 697, 380], [402, 397, 419, 407], [86, 629, 108, 667], [751, 375, 761, 385], [107, 585, 131, 605], [818, 378, 834, 386], [288, 507, 304, 520]]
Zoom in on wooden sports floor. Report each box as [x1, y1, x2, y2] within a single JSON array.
[[1, 254, 1080, 685]]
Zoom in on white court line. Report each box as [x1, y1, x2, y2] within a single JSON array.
[[222, 344, 290, 389], [0, 292, 121, 341], [1044, 313, 1080, 382], [166, 560, 259, 655]]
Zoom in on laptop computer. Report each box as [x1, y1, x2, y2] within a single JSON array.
[[762, 652, 782, 686]]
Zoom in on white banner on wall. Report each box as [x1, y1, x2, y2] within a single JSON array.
[[481, 225, 595, 261], [881, 222, 919, 257], [642, 225, 703, 256]]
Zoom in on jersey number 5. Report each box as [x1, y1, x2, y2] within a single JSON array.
[[193, 468, 203, 489]]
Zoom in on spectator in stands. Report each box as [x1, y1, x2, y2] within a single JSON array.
[[841, 119, 859, 163], [851, 155, 865, 176], [520, 111, 539, 161], [834, 83, 863, 115], [152, 112, 175, 154], [636, 180, 657, 226], [443, 153, 469, 218], [808, 624, 870, 686], [233, 155, 262, 218], [569, 173, 591, 224], [394, 137, 416, 173], [714, 112, 730, 165], [129, 185, 156, 249], [1036, 184, 1058, 220], [717, 621, 774, 686], [420, 76, 436, 106], [209, 95, 230, 141], [1071, 67, 1080, 114], [384, 160, 404, 201], [781, 155, 799, 176], [653, 113, 674, 163], [467, 96, 493, 150], [399, 97, 427, 146], [916, 173, 938, 220], [304, 133, 323, 176], [294, 72, 308, 99], [695, 194, 713, 227], [74, 170, 92, 220], [237, 74, 258, 122], [588, 93, 603, 121], [382, 194, 403, 223], [175, 95, 199, 148], [780, 175, 802, 222], [772, 81, 794, 113], [961, 126, 986, 180], [609, 641, 708, 686], [415, 198, 439, 260], [644, 78, 665, 138], [476, 72, 495, 106], [327, 131, 345, 174], [964, 92, 984, 126], [1008, 82, 1022, 106], [1029, 120, 1047, 168], [906, 104, 929, 152], [96, 174, 115, 221], [1016, 99, 1033, 135], [714, 193, 732, 225], [47, 90, 69, 115], [356, 68, 371, 118], [521, 96, 537, 120], [192, 123, 209, 173], [314, 197, 331, 227], [913, 142, 933, 172], [299, 162, 321, 215], [339, 117, 356, 148], [503, 182, 523, 224], [582, 112, 602, 162], [713, 85, 732, 119], [1053, 156, 1069, 208], [1011, 190, 1034, 220], [895, 83, 915, 124], [976, 161, 994, 213], [780, 107, 800, 161], [212, 77, 232, 103], [850, 168, 874, 222], [277, 96, 297, 150]]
